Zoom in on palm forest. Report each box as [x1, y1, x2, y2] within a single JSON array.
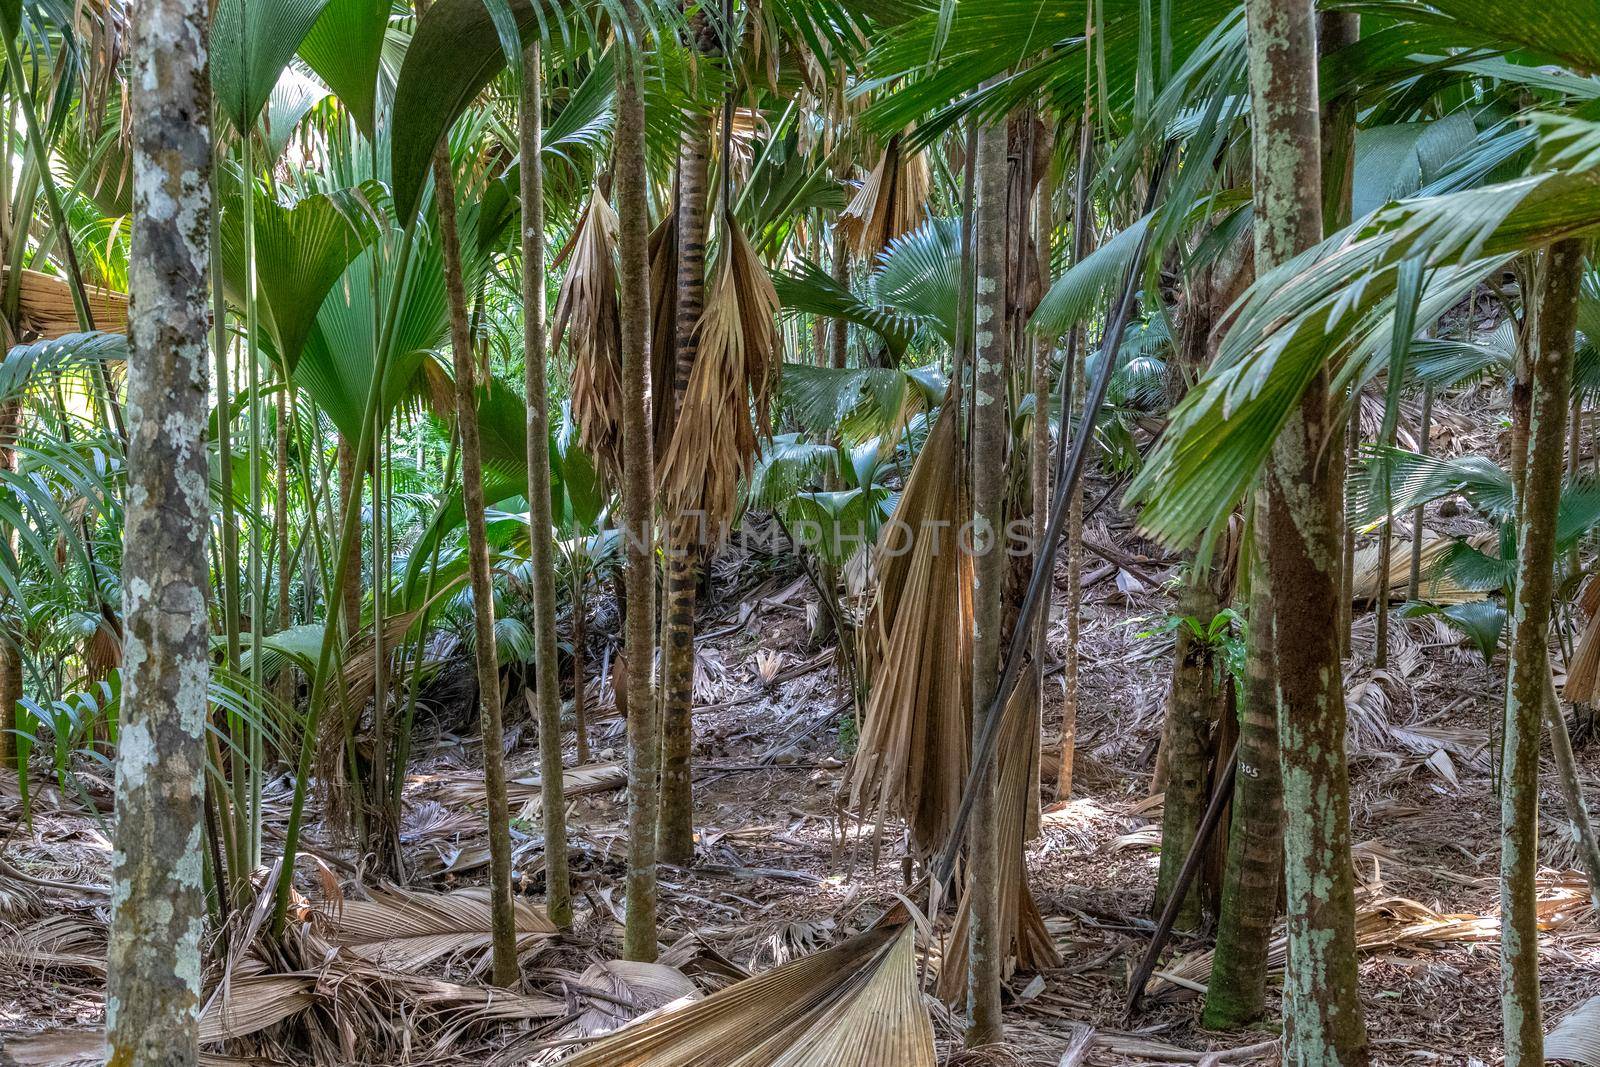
[[13, 0, 1600, 1063]]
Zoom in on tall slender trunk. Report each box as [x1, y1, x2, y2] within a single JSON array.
[[965, 112, 1009, 1049], [615, 16, 660, 962], [1204, 497, 1283, 1028], [1322, 11, 1359, 662], [0, 396, 19, 772], [657, 101, 712, 866], [337, 434, 362, 638], [1244, 0, 1369, 1062], [1055, 118, 1092, 801], [1030, 176, 1052, 768], [1501, 238, 1582, 1067], [521, 42, 573, 929], [106, 3, 212, 1058], [433, 145, 520, 988]]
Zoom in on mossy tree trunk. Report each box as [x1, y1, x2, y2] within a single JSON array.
[[521, 41, 573, 930], [105, 3, 212, 1058], [965, 111, 1009, 1049], [1244, 0, 1369, 1061], [615, 12, 660, 962], [0, 396, 19, 772], [434, 143, 520, 988], [1500, 237, 1582, 1067]]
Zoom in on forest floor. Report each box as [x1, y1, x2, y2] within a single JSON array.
[[6, 393, 1600, 1065]]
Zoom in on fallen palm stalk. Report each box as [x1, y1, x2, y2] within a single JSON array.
[[554, 919, 934, 1066], [311, 885, 555, 973]]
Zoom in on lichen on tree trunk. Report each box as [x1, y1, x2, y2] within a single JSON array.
[[106, 0, 213, 1058], [965, 112, 1009, 1049], [1244, 0, 1369, 1061], [1500, 237, 1583, 1067]]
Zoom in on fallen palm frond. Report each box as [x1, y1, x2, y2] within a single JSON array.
[[843, 404, 971, 859], [1348, 533, 1479, 604], [418, 759, 627, 810], [1147, 872, 1595, 1000], [1547, 994, 1600, 1066], [312, 886, 555, 972], [1345, 668, 1491, 777], [936, 673, 1060, 1004], [838, 137, 929, 261], [1567, 585, 1600, 701], [3, 268, 128, 338], [564, 959, 702, 1038], [555, 920, 934, 1067], [554, 185, 623, 484], [657, 210, 779, 529]]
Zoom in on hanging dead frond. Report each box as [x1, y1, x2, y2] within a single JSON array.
[[555, 920, 934, 1067], [936, 673, 1060, 1004], [657, 210, 779, 530], [843, 405, 971, 859], [838, 137, 930, 262], [554, 186, 623, 484]]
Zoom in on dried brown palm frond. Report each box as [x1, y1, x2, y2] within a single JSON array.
[[838, 136, 929, 262], [843, 404, 971, 859], [419, 759, 627, 811], [1147, 871, 1595, 1001], [554, 186, 623, 484], [656, 210, 779, 529], [563, 959, 701, 1039], [3, 268, 129, 338], [555, 919, 934, 1067], [935, 673, 1060, 1004], [312, 886, 555, 974], [1567, 584, 1600, 702]]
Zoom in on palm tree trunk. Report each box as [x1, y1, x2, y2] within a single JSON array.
[[1244, 0, 1368, 1062], [521, 42, 573, 929], [1204, 497, 1283, 1028], [1501, 237, 1582, 1067], [106, 4, 211, 1057], [615, 17, 660, 962], [1154, 579, 1220, 929], [0, 395, 19, 772], [657, 103, 712, 867], [433, 144, 520, 988], [965, 112, 1009, 1049], [337, 434, 362, 639]]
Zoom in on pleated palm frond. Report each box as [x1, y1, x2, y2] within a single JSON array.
[[312, 886, 555, 973], [1132, 117, 1600, 551], [843, 405, 971, 858], [935, 671, 1060, 1004], [1346, 446, 1515, 527], [556, 920, 934, 1067], [554, 186, 624, 485], [657, 210, 779, 529], [838, 136, 930, 261]]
